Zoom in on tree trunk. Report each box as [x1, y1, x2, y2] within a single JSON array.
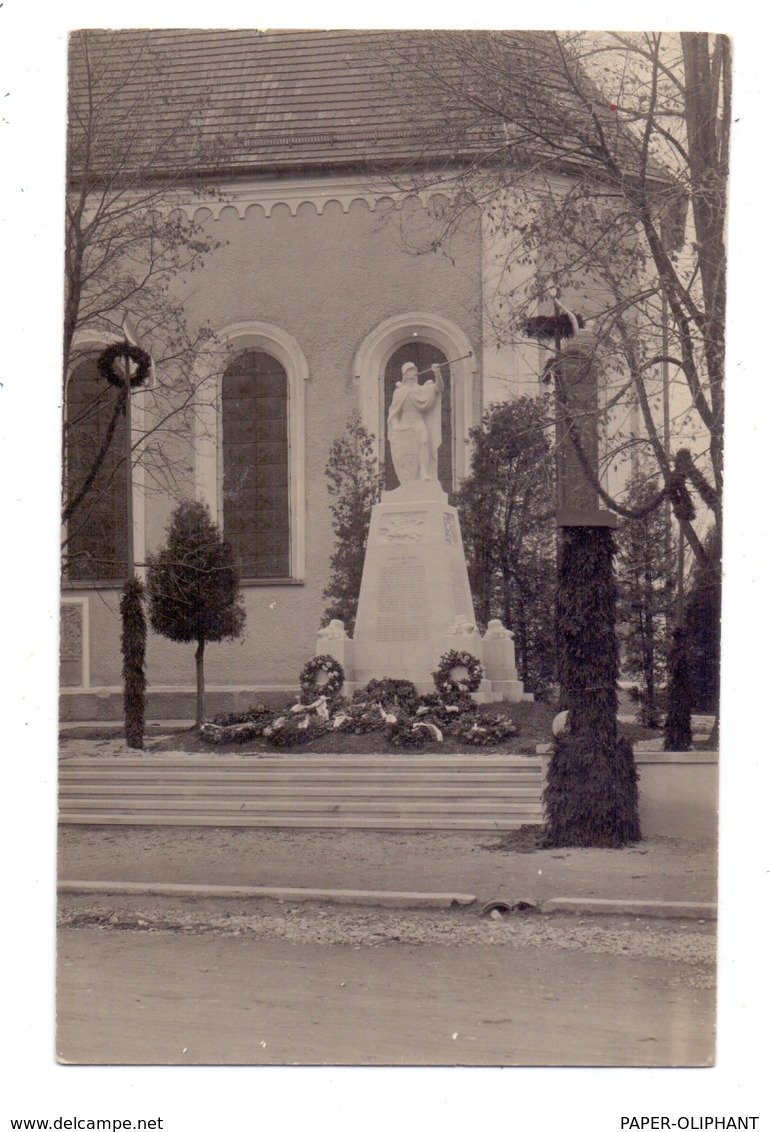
[[195, 637, 206, 728]]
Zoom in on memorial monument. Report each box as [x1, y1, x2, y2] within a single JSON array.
[[316, 358, 531, 702]]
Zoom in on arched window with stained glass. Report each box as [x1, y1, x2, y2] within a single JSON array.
[[221, 348, 290, 579], [65, 354, 127, 581]]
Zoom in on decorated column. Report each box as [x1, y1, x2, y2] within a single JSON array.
[[526, 302, 640, 846]]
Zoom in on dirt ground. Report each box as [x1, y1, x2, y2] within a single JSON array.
[[56, 917, 716, 1066], [58, 824, 717, 906]]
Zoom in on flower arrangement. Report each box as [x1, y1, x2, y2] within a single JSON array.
[[432, 650, 484, 699], [330, 701, 382, 735], [263, 711, 327, 747], [200, 703, 274, 745], [352, 678, 419, 714], [452, 714, 519, 747], [299, 655, 345, 701], [198, 659, 519, 752], [384, 711, 432, 749], [414, 690, 476, 737]]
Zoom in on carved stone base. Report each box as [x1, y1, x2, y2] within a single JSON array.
[[318, 489, 535, 706], [350, 493, 482, 692]]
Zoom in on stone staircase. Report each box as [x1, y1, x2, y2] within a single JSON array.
[[58, 755, 545, 831]]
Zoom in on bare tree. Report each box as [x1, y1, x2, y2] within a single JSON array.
[[63, 30, 226, 574], [374, 31, 728, 566]]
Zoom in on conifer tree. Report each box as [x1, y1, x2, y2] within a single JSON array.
[[616, 470, 674, 727], [147, 501, 245, 726], [456, 397, 557, 699], [663, 625, 693, 751], [322, 415, 383, 634]]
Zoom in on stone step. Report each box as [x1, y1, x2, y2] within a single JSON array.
[[60, 783, 542, 799], [60, 755, 539, 769], [59, 759, 541, 779], [59, 796, 544, 812], [59, 814, 535, 831], [58, 754, 545, 830]]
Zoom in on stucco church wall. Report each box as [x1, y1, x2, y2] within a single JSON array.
[[75, 192, 482, 697]]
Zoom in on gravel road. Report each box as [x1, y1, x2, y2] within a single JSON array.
[[59, 894, 715, 987]]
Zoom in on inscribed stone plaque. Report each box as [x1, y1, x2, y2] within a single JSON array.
[[375, 556, 430, 642], [60, 603, 83, 687], [451, 559, 469, 614]]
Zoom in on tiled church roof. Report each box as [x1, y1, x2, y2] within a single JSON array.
[[68, 28, 649, 188], [67, 28, 479, 180]]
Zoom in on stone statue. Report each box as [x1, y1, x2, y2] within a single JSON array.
[[387, 361, 444, 485]]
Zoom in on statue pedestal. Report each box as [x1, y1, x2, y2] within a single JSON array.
[[349, 483, 483, 695], [316, 483, 534, 704]]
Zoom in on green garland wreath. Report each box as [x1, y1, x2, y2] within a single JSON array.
[[433, 649, 483, 697], [454, 714, 518, 747], [299, 654, 345, 701], [98, 342, 152, 389]]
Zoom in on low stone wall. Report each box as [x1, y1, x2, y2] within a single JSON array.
[[59, 686, 297, 722], [538, 748, 718, 843], [635, 751, 718, 843]]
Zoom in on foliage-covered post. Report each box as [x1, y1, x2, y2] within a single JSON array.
[[103, 328, 153, 751], [147, 500, 245, 727], [541, 308, 640, 847], [547, 525, 640, 845], [120, 577, 147, 749]]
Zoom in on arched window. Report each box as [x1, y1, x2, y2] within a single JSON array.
[[221, 349, 290, 579], [65, 355, 127, 581], [383, 341, 451, 493]]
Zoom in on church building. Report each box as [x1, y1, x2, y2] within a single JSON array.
[[61, 29, 599, 721]]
